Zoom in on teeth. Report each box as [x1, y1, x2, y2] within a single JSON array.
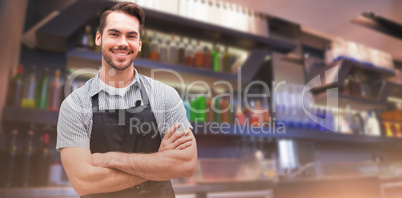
[[115, 53, 129, 55]]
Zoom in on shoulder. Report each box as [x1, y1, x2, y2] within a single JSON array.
[[60, 79, 94, 114], [139, 74, 177, 95]]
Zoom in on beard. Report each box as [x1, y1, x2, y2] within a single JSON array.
[[102, 45, 137, 71]]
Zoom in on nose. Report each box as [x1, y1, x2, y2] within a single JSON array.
[[118, 36, 128, 47]]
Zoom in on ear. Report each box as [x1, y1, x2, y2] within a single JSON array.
[[95, 31, 101, 46], [139, 39, 142, 52]]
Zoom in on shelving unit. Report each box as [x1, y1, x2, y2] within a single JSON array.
[[192, 122, 402, 144], [314, 92, 386, 111], [36, 0, 296, 53], [67, 48, 271, 86], [310, 58, 394, 92], [2, 106, 59, 125]]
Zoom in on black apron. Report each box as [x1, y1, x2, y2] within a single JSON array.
[[82, 79, 175, 198]]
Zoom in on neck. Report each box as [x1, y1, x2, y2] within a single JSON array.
[[99, 65, 135, 88]]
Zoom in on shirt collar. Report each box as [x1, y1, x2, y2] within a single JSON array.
[[89, 68, 140, 97]]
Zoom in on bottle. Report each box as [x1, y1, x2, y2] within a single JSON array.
[[159, 35, 168, 63], [214, 96, 221, 123], [33, 133, 51, 187], [185, 38, 195, 66], [168, 33, 178, 64], [140, 29, 150, 59], [221, 96, 229, 123], [59, 69, 72, 107], [198, 95, 206, 123], [149, 31, 160, 61], [21, 130, 34, 187], [6, 65, 23, 106], [178, 36, 186, 65], [383, 121, 393, 137], [235, 104, 245, 125], [262, 93, 271, 125], [194, 40, 204, 67], [250, 101, 260, 127], [79, 25, 94, 50], [211, 44, 221, 72], [21, 66, 37, 108], [202, 45, 212, 70], [206, 95, 214, 123], [4, 130, 18, 187], [254, 100, 264, 126], [35, 68, 49, 109], [394, 122, 402, 138], [48, 69, 61, 111], [222, 46, 232, 73], [365, 111, 381, 136]]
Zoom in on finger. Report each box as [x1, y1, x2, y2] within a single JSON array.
[[169, 128, 188, 142], [172, 135, 192, 148], [175, 140, 192, 150], [164, 123, 181, 139]]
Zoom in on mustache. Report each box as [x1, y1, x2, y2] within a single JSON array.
[[111, 47, 134, 53]]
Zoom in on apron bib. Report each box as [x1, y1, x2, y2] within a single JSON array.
[[82, 79, 175, 198]]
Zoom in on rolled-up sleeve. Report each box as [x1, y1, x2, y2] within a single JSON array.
[[161, 86, 193, 138], [56, 96, 90, 151]]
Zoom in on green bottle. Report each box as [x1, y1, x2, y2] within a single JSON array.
[[211, 44, 221, 72], [35, 68, 49, 109], [198, 95, 206, 123]]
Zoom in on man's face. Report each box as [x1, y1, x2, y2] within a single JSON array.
[[96, 11, 142, 71]]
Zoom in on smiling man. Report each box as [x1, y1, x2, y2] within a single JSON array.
[[56, 2, 197, 198]]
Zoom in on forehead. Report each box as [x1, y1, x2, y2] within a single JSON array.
[[105, 11, 140, 32]]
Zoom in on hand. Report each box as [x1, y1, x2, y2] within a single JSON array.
[[159, 124, 193, 152], [92, 152, 111, 168]]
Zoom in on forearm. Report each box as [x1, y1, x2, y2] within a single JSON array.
[[60, 148, 146, 196], [106, 141, 197, 181], [74, 164, 147, 195]]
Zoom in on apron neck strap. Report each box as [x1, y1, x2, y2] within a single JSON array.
[[138, 76, 150, 105], [91, 75, 150, 110]]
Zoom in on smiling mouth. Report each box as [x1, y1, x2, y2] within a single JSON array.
[[111, 49, 133, 56]]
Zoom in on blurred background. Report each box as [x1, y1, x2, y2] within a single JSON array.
[[1, 0, 402, 197]]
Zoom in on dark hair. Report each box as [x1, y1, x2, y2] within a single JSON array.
[[99, 2, 145, 39]]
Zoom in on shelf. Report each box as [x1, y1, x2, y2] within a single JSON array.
[[381, 109, 402, 122], [384, 81, 402, 99], [310, 58, 395, 94], [143, 8, 295, 53], [67, 48, 270, 86], [1, 106, 59, 125], [192, 122, 402, 144], [3, 106, 400, 145], [35, 0, 296, 53], [314, 92, 386, 111]]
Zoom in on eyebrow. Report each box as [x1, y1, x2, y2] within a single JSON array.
[[107, 29, 138, 35]]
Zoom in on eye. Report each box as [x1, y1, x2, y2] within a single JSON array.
[[110, 33, 117, 37]]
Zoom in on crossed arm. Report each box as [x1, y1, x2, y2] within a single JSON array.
[[92, 125, 197, 181], [60, 124, 196, 196]]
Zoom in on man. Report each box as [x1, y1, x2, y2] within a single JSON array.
[[56, 2, 197, 197]]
